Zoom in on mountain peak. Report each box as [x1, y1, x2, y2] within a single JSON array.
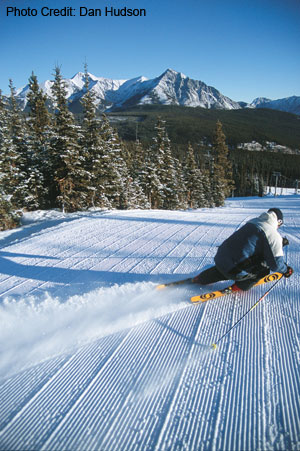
[[160, 68, 187, 79], [71, 71, 85, 79], [70, 72, 86, 89], [251, 97, 271, 106], [251, 96, 300, 115]]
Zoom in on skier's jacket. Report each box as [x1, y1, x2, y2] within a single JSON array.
[[214, 211, 287, 278]]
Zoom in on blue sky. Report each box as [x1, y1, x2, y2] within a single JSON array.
[[1, 0, 299, 102]]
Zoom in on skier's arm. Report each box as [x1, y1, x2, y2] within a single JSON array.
[[262, 234, 287, 274], [272, 255, 288, 274]]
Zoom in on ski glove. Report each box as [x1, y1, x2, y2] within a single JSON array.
[[282, 237, 289, 247], [283, 266, 293, 278]]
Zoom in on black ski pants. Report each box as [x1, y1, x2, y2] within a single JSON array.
[[195, 265, 270, 291]]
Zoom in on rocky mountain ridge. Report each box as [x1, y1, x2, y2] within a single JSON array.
[[13, 68, 300, 115]]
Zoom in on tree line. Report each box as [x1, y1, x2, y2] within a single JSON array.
[[0, 67, 234, 230]]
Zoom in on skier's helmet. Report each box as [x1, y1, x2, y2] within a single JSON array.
[[268, 208, 283, 226]]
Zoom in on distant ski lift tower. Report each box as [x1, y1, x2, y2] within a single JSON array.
[[273, 171, 281, 196]]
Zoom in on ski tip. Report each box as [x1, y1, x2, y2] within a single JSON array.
[[212, 343, 218, 350], [156, 284, 166, 290]]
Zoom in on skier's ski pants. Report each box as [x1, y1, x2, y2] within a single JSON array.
[[195, 265, 269, 291]]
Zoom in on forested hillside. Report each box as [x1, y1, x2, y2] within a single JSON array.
[[1, 69, 300, 232], [0, 69, 234, 230], [108, 104, 300, 149]]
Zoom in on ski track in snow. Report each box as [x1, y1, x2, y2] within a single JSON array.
[[0, 196, 299, 450]]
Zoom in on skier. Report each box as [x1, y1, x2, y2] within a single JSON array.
[[193, 208, 293, 292]]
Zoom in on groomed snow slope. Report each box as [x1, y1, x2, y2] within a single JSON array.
[[0, 196, 299, 450]]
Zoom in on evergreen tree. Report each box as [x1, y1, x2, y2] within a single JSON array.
[[120, 140, 149, 209], [0, 90, 20, 230], [173, 157, 188, 210], [127, 139, 145, 180], [140, 161, 160, 208], [124, 140, 150, 208], [26, 72, 52, 208], [6, 80, 34, 209], [50, 66, 89, 212], [80, 66, 140, 210], [97, 114, 128, 208], [121, 176, 150, 209], [151, 118, 170, 208], [0, 191, 20, 231], [80, 66, 106, 208], [27, 72, 51, 137], [160, 127, 181, 209], [142, 118, 179, 209], [211, 120, 234, 206], [202, 170, 215, 207], [139, 146, 163, 209], [139, 118, 188, 209], [183, 143, 206, 208], [0, 90, 13, 188]]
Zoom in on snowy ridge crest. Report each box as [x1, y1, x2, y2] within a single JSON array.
[[250, 96, 300, 115], [14, 68, 300, 114], [14, 69, 241, 112]]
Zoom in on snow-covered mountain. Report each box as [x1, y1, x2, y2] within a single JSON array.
[[15, 69, 241, 112], [250, 96, 300, 115], [14, 69, 300, 114]]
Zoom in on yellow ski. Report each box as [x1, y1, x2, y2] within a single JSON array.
[[190, 272, 283, 303], [156, 277, 194, 290]]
